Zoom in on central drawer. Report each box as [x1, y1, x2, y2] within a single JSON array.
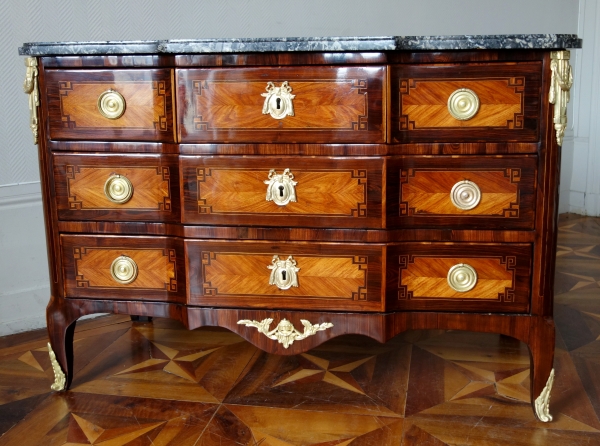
[[186, 240, 385, 312], [177, 66, 386, 143], [181, 155, 384, 228]]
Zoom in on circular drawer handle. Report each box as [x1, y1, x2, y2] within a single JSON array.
[[447, 263, 478, 292], [447, 88, 480, 120], [450, 180, 481, 210], [261, 81, 295, 119], [264, 168, 297, 206], [104, 174, 133, 204], [268, 255, 300, 290], [110, 255, 138, 285], [97, 89, 126, 119]]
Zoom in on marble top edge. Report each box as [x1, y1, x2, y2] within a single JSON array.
[[18, 34, 582, 56]]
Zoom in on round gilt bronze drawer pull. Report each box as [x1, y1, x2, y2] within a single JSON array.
[[110, 255, 138, 285], [450, 180, 481, 210], [447, 88, 480, 120], [104, 174, 133, 204], [97, 89, 126, 119], [447, 263, 478, 292]]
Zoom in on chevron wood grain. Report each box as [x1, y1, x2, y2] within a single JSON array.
[[181, 155, 384, 229], [196, 168, 366, 216], [178, 66, 385, 143], [391, 155, 537, 229], [202, 253, 366, 298], [391, 62, 542, 143], [53, 153, 180, 222], [66, 166, 169, 210], [401, 79, 524, 129], [400, 256, 514, 299], [72, 247, 175, 290], [187, 240, 384, 311], [60, 235, 185, 302], [393, 243, 533, 313], [45, 69, 175, 141], [401, 170, 519, 216]]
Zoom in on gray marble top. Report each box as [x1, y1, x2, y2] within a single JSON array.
[[19, 35, 582, 56]]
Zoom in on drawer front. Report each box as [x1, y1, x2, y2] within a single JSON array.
[[46, 69, 175, 141], [177, 66, 385, 143], [181, 156, 383, 228], [388, 243, 532, 313], [391, 62, 542, 144], [186, 240, 384, 311], [389, 156, 537, 229], [53, 153, 180, 222], [61, 235, 185, 302]]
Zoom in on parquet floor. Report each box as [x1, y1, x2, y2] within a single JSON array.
[[1, 214, 600, 445]]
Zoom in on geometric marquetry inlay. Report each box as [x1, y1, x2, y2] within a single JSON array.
[[400, 169, 521, 217], [400, 78, 525, 130], [59, 81, 168, 131], [196, 168, 367, 217], [73, 247, 177, 291], [192, 79, 368, 131], [201, 252, 367, 300], [66, 165, 171, 210], [399, 255, 516, 301]]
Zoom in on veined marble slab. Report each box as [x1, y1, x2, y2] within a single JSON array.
[[19, 34, 581, 56]]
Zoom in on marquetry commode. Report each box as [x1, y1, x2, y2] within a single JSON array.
[[19, 35, 581, 422]]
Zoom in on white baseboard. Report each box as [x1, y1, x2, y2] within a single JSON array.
[[0, 286, 49, 336]]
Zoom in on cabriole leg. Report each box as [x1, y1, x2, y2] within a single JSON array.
[[46, 297, 77, 391], [528, 317, 556, 422]]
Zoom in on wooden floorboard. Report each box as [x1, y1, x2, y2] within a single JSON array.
[[0, 213, 599, 445]]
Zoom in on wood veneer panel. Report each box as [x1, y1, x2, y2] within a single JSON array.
[[53, 153, 180, 222], [181, 156, 383, 228], [41, 55, 175, 68], [49, 141, 179, 154], [387, 243, 532, 313], [45, 69, 175, 142], [186, 240, 384, 311], [179, 142, 541, 156], [175, 52, 388, 67], [177, 66, 385, 143], [388, 155, 537, 229], [55, 221, 537, 243], [391, 62, 542, 144], [61, 235, 185, 302]]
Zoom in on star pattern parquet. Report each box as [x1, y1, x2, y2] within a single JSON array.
[[0, 214, 600, 445]]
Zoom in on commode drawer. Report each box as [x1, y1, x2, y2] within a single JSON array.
[[388, 243, 532, 313], [61, 235, 185, 302], [181, 156, 384, 228], [391, 62, 542, 145], [53, 153, 180, 222], [186, 240, 384, 312], [45, 69, 175, 141], [177, 66, 385, 143], [389, 155, 537, 229]]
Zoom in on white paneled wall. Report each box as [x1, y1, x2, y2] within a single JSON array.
[[561, 0, 600, 216], [0, 0, 580, 335]]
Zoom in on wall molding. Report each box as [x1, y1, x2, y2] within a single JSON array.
[[0, 182, 42, 209], [565, 0, 600, 216]]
